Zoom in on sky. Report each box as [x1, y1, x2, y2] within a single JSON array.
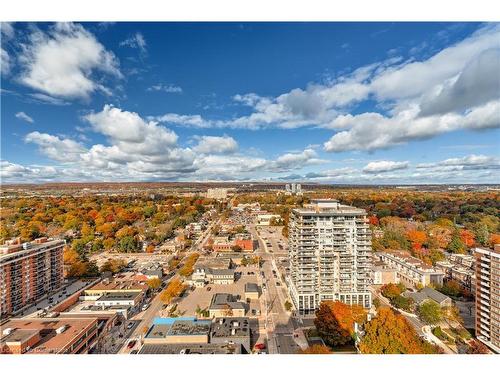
[[1, 22, 499, 184]]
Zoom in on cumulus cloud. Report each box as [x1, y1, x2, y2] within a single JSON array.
[[24, 131, 87, 162], [1, 22, 14, 75], [193, 135, 238, 154], [363, 160, 409, 173], [18, 22, 122, 100], [152, 24, 500, 153], [15, 111, 34, 123], [324, 100, 500, 152], [267, 149, 326, 172], [419, 48, 500, 116], [147, 83, 182, 93]]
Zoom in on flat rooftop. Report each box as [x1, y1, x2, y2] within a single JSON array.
[[97, 291, 141, 302], [210, 293, 246, 310], [139, 343, 241, 354], [0, 317, 98, 354], [293, 200, 366, 216], [210, 317, 250, 338], [145, 317, 211, 339]]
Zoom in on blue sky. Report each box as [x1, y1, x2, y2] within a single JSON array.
[[1, 22, 499, 183]]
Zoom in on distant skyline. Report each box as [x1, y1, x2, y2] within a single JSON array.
[[1, 22, 499, 184]]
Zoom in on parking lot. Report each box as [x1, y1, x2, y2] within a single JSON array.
[[171, 265, 262, 317], [21, 279, 97, 318]]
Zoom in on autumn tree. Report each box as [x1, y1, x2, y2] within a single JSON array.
[[466, 340, 489, 354], [359, 307, 438, 354], [314, 301, 366, 347], [298, 345, 331, 354], [146, 277, 162, 290], [160, 278, 185, 305]]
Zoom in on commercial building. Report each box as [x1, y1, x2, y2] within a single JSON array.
[[0, 317, 99, 354], [210, 317, 251, 353], [144, 317, 211, 345], [377, 251, 445, 288], [81, 278, 148, 300], [0, 238, 65, 317], [139, 342, 242, 354], [244, 283, 259, 300], [141, 316, 252, 354], [209, 293, 246, 318], [474, 245, 500, 353], [288, 199, 372, 314]]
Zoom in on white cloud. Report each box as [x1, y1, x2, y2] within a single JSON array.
[[15, 111, 34, 123], [147, 83, 182, 93], [28, 93, 70, 106], [120, 32, 147, 54], [151, 24, 500, 154], [18, 22, 122, 100], [24, 131, 87, 162], [193, 135, 238, 154], [363, 160, 409, 174], [324, 100, 500, 152], [267, 148, 326, 172], [1, 48, 10, 75], [1, 22, 14, 76]]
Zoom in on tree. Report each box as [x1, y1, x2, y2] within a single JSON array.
[[391, 295, 414, 312], [417, 300, 443, 325], [359, 307, 438, 354], [466, 340, 489, 354], [298, 345, 331, 354], [447, 233, 466, 254], [146, 277, 162, 290], [118, 236, 138, 253], [438, 280, 461, 298], [314, 301, 366, 347], [380, 283, 405, 300], [160, 278, 185, 304], [284, 300, 293, 311]]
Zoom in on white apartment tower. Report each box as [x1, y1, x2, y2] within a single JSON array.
[[288, 199, 371, 314]]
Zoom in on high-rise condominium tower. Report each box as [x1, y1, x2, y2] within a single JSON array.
[[475, 245, 500, 353], [288, 199, 371, 314]]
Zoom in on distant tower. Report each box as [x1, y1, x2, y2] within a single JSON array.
[[296, 184, 302, 194], [285, 184, 291, 193], [291, 183, 296, 194]]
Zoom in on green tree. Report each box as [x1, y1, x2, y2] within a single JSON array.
[[447, 233, 466, 254], [418, 300, 443, 325], [119, 235, 138, 252]]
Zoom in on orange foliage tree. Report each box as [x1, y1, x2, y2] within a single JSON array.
[[298, 344, 332, 354], [314, 301, 366, 347], [359, 307, 439, 354]]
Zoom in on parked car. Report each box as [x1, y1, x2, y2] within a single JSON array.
[[254, 343, 266, 350], [130, 350, 138, 354], [141, 303, 150, 311], [126, 322, 134, 330], [127, 340, 136, 349]]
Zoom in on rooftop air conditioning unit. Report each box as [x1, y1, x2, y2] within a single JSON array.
[[56, 325, 69, 334]]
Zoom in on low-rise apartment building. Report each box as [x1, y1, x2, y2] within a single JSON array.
[[376, 251, 444, 288], [1, 238, 65, 317]]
